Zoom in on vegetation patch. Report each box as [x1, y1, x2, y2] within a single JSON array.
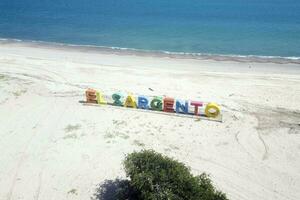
[[0, 74, 5, 80], [68, 188, 78, 195], [64, 124, 81, 133], [104, 131, 129, 140], [12, 89, 27, 97], [94, 150, 228, 200], [63, 133, 78, 140], [104, 132, 115, 139], [132, 140, 145, 147]]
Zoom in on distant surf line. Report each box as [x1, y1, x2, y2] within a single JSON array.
[[1, 37, 300, 65]]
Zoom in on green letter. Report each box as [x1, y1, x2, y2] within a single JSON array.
[[150, 97, 163, 111]]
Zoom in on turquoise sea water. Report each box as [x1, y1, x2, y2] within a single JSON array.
[[0, 0, 300, 58]]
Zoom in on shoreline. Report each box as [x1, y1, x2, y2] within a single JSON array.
[[1, 37, 300, 65]]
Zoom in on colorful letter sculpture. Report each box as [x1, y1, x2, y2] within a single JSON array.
[[190, 101, 203, 115], [85, 89, 221, 120], [85, 89, 97, 103], [138, 96, 149, 109], [124, 95, 137, 108], [150, 97, 163, 111], [175, 100, 189, 114], [96, 91, 107, 104], [112, 92, 123, 106], [205, 103, 220, 118], [163, 97, 174, 113]]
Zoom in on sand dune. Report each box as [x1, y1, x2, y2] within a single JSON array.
[[0, 42, 300, 200]]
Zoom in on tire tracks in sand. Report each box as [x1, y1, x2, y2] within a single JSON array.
[[6, 96, 70, 200]]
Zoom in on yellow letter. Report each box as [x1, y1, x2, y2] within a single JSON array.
[[205, 102, 220, 118], [124, 95, 137, 108], [96, 91, 107, 104]]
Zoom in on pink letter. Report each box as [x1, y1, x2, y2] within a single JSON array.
[[191, 101, 203, 115]]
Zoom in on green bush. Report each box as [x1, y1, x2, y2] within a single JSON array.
[[121, 150, 228, 200]]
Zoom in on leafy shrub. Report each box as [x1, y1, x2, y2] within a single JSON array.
[[93, 179, 139, 200], [121, 150, 228, 200]]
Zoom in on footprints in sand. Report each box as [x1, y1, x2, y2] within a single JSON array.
[[252, 107, 300, 159], [0, 74, 32, 105], [215, 142, 229, 147], [99, 114, 188, 152], [224, 101, 300, 161], [104, 120, 130, 143], [103, 116, 168, 149], [244, 104, 300, 134], [279, 121, 300, 135]]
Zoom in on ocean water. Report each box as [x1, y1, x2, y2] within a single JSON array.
[[0, 0, 300, 58]]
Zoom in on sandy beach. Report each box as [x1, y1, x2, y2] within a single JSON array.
[[0, 41, 300, 200]]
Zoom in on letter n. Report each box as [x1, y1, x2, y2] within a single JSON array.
[[176, 100, 189, 114]]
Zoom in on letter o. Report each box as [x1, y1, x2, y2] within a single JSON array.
[[205, 103, 220, 118]]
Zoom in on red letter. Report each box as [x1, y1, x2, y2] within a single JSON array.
[[191, 101, 203, 115], [163, 97, 174, 113]]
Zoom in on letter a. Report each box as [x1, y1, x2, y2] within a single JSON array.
[[124, 95, 137, 108]]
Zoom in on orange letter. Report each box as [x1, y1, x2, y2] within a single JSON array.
[[85, 89, 97, 103]]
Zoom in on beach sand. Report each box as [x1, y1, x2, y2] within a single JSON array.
[[0, 41, 300, 200]]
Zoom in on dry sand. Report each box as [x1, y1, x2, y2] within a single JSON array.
[[0, 41, 300, 200]]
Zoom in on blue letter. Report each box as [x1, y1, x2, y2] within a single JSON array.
[[138, 95, 149, 109], [176, 100, 189, 114]]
